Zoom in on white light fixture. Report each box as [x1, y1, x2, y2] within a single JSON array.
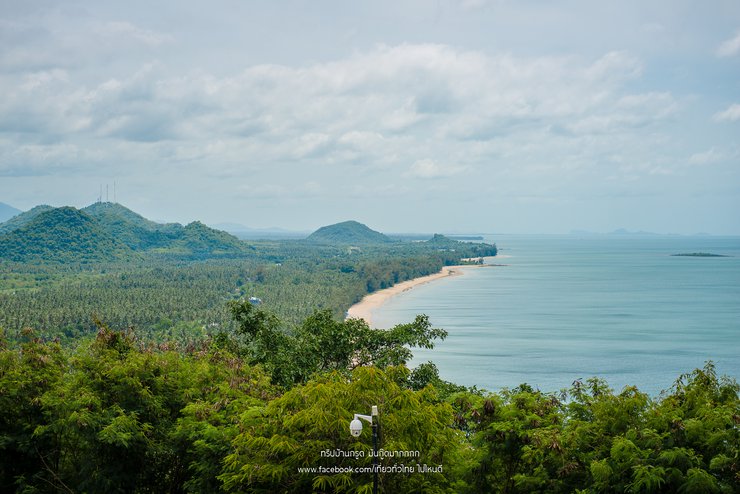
[[349, 406, 380, 493], [349, 405, 377, 437]]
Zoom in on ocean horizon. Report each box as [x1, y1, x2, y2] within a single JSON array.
[[372, 234, 740, 396]]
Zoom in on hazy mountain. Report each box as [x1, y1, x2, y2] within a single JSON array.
[[425, 233, 462, 247], [211, 222, 308, 240], [0, 202, 22, 223], [306, 220, 392, 244]]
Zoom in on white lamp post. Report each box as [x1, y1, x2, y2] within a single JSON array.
[[349, 405, 379, 494]]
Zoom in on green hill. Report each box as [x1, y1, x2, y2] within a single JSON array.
[[0, 202, 249, 263], [0, 207, 135, 263], [425, 233, 498, 258], [0, 205, 55, 234], [169, 221, 250, 258], [83, 202, 160, 231], [84, 202, 246, 259], [426, 233, 459, 246], [306, 220, 392, 244], [81, 202, 178, 250], [81, 202, 247, 258]]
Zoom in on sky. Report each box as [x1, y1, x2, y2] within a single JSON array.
[[1, 0, 739, 234]]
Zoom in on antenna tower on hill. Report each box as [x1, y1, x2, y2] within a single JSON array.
[[97, 183, 118, 203]]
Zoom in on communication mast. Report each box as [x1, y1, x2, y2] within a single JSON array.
[[97, 182, 118, 204]]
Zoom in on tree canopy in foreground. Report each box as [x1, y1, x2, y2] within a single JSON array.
[[1, 308, 737, 493]]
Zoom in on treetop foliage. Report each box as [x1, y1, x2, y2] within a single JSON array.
[[226, 299, 448, 388], [1, 320, 736, 493], [1, 291, 737, 493]]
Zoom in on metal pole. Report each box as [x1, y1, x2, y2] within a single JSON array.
[[372, 420, 378, 494]]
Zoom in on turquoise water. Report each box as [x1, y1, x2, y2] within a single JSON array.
[[373, 235, 740, 395]]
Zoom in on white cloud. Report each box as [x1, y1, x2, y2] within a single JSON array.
[[584, 51, 642, 83], [291, 133, 332, 158], [236, 181, 323, 200], [640, 22, 665, 34], [0, 142, 104, 176], [94, 21, 174, 47], [0, 2, 737, 233], [616, 92, 675, 114], [713, 103, 740, 122], [566, 92, 676, 134], [717, 31, 740, 57], [0, 44, 657, 147], [0, 41, 680, 206], [458, 0, 490, 11], [407, 159, 466, 179], [688, 148, 724, 166]]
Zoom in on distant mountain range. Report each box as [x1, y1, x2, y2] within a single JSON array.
[[569, 229, 713, 237], [0, 202, 22, 223], [0, 204, 54, 234], [0, 202, 250, 263], [211, 222, 309, 240], [0, 202, 490, 263]]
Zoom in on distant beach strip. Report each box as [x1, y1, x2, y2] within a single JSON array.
[[345, 257, 497, 327]]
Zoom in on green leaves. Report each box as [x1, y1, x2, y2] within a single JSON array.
[[219, 366, 465, 493], [1, 316, 736, 494], [0, 331, 275, 493], [629, 464, 666, 493], [227, 300, 448, 389], [459, 362, 739, 494], [98, 410, 151, 448]]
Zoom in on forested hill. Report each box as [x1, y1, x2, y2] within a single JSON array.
[[0, 207, 135, 263], [0, 204, 54, 234], [427, 233, 472, 248], [80, 202, 247, 255], [306, 220, 392, 244], [0, 202, 249, 263]]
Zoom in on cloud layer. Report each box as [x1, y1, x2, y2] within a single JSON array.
[[717, 31, 740, 57], [713, 103, 740, 122], [1, 4, 739, 233], [1, 43, 673, 179]]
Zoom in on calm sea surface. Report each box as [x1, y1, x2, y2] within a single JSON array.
[[373, 235, 740, 395]]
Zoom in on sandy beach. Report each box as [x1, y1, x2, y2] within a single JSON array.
[[346, 259, 494, 327]]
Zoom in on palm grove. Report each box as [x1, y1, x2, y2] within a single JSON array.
[[0, 204, 737, 492]]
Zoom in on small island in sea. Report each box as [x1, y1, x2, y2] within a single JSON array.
[[671, 252, 730, 257]]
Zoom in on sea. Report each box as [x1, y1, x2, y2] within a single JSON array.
[[372, 234, 740, 396]]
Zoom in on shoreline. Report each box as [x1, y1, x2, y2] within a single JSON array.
[[345, 258, 495, 327]]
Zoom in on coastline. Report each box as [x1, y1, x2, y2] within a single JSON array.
[[346, 258, 494, 327]]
